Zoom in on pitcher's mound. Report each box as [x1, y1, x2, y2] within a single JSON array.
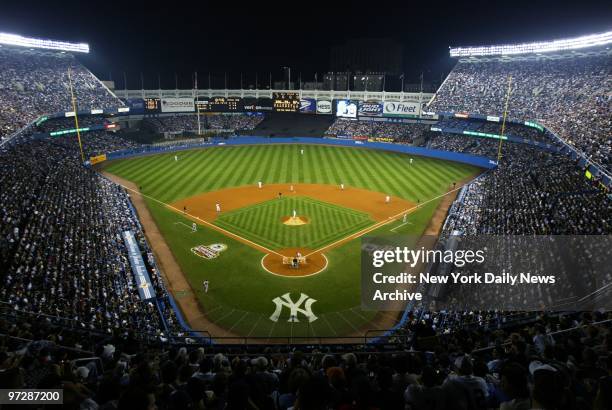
[[281, 216, 309, 226]]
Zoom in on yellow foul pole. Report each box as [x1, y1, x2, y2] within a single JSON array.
[[497, 75, 513, 163], [67, 68, 85, 163]]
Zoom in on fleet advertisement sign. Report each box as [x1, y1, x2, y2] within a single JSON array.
[[299, 98, 316, 114], [316, 100, 332, 114], [358, 101, 383, 117], [383, 101, 420, 118], [160, 97, 195, 113]]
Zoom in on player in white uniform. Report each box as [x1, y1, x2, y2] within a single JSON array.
[[203, 280, 209, 293], [385, 195, 390, 204], [175, 155, 178, 161], [192, 222, 197, 232], [300, 149, 304, 155], [340, 183, 345, 190], [215, 203, 221, 213], [258, 181, 263, 189]]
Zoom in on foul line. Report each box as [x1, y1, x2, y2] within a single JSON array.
[[112, 174, 479, 262], [115, 183, 285, 258], [174, 221, 197, 233], [390, 220, 413, 232], [304, 181, 474, 258]]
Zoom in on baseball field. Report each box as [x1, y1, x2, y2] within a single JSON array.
[[103, 144, 481, 341]]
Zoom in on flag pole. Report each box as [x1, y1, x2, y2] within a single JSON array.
[[67, 68, 85, 163], [497, 76, 513, 163]]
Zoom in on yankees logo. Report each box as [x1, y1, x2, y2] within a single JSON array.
[[269, 293, 318, 323]]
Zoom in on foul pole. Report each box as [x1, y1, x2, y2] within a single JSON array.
[[67, 68, 85, 163], [497, 75, 513, 163], [195, 71, 202, 135]]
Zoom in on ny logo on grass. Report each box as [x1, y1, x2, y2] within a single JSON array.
[[270, 293, 318, 323]]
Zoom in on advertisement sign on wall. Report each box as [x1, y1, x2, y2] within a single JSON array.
[[243, 97, 274, 112], [316, 100, 333, 114], [383, 101, 420, 118], [336, 100, 358, 118], [358, 101, 383, 117], [125, 98, 145, 114], [299, 98, 316, 114], [161, 97, 195, 113]]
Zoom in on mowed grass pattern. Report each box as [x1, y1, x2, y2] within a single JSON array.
[[105, 144, 480, 204], [215, 196, 373, 249], [104, 144, 482, 337]]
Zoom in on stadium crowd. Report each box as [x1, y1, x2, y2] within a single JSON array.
[[0, 47, 121, 139], [429, 54, 611, 170], [0, 131, 180, 342], [434, 119, 549, 143], [429, 137, 611, 235], [426, 133, 500, 157], [145, 114, 264, 134], [325, 119, 430, 143], [0, 308, 610, 410], [0, 38, 610, 410]]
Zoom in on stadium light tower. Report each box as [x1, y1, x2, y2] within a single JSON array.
[[449, 30, 612, 57], [0, 32, 89, 53]]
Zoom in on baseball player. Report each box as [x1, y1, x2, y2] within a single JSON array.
[[409, 158, 414, 165], [192, 222, 197, 232], [175, 155, 178, 161], [403, 213, 407, 223], [215, 203, 221, 213], [340, 183, 345, 190], [292, 209, 297, 218], [385, 195, 390, 204], [258, 181, 263, 189], [300, 149, 304, 155], [202, 280, 209, 293], [290, 185, 294, 192]]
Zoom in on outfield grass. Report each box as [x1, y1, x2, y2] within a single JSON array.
[[104, 144, 481, 338], [105, 144, 477, 203], [215, 196, 374, 249]]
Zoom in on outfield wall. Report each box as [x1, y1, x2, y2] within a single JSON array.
[[103, 136, 497, 169]]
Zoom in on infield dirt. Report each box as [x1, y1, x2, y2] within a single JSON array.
[[102, 171, 469, 342], [171, 183, 415, 224]]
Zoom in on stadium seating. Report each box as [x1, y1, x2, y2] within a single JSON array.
[[250, 112, 335, 137], [1, 306, 610, 409], [325, 118, 430, 143], [0, 37, 610, 410], [0, 47, 121, 140], [143, 113, 263, 134], [428, 54, 611, 170]]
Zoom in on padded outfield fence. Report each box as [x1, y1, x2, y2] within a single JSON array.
[[100, 136, 498, 170]]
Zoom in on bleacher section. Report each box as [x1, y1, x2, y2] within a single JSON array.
[[249, 112, 335, 137]]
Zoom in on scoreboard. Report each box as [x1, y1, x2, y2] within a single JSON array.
[[273, 92, 300, 112], [144, 98, 161, 113], [196, 97, 243, 112]]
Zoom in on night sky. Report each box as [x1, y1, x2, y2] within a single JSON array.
[[0, 0, 610, 89]]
